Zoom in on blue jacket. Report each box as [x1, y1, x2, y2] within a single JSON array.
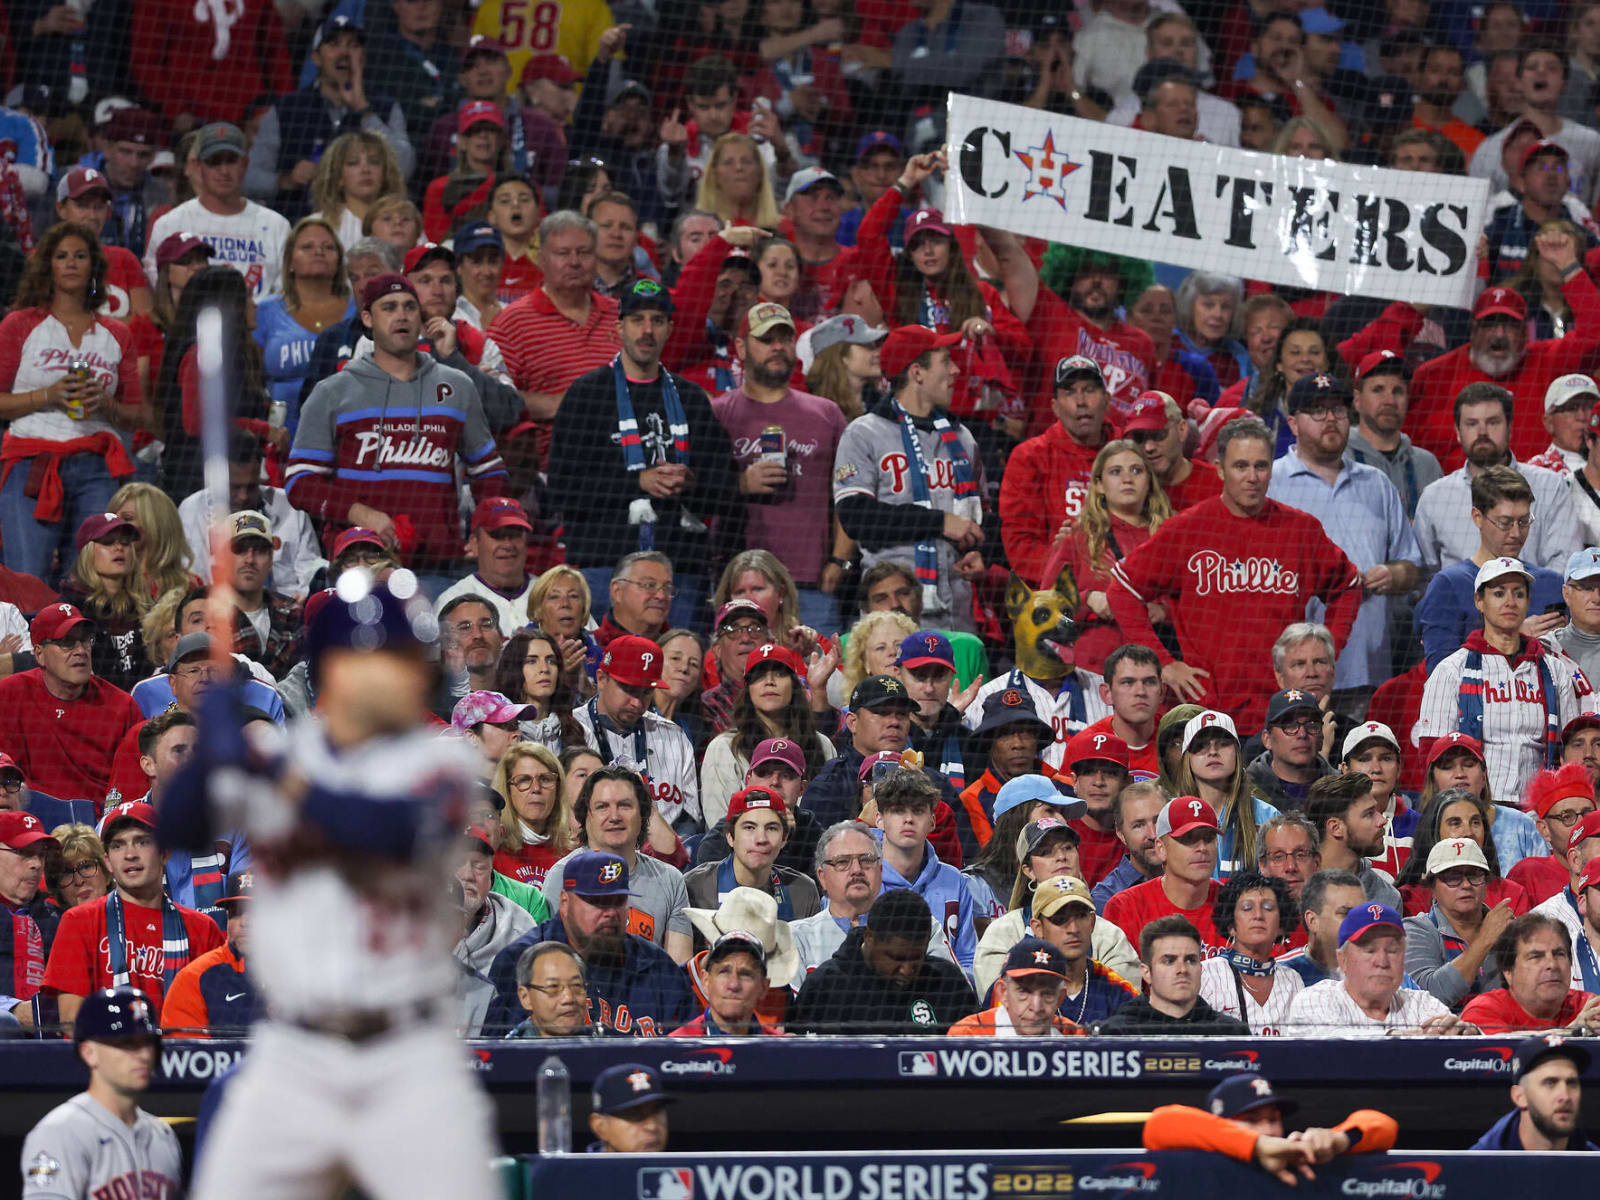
[[881, 844, 977, 970], [1472, 1109, 1600, 1152], [1417, 559, 1566, 672], [1091, 855, 1153, 913], [481, 915, 696, 1038]]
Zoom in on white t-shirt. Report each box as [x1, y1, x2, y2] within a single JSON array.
[[1285, 978, 1451, 1036], [1199, 957, 1305, 1036], [144, 197, 291, 298], [0, 310, 134, 440]]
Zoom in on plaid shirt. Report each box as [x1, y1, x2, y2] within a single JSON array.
[[699, 679, 741, 735], [232, 591, 304, 681]]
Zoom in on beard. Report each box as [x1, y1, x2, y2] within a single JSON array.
[[1529, 1104, 1578, 1143], [1465, 436, 1507, 469], [747, 354, 795, 389], [571, 924, 627, 964], [1470, 342, 1520, 377]]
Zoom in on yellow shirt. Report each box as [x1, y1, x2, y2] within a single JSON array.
[[473, 0, 615, 91]]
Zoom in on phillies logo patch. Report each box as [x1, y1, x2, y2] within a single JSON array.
[[1092, 734, 1109, 751]]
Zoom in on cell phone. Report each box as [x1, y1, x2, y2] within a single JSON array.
[[1545, 602, 1569, 618], [871, 760, 900, 786]]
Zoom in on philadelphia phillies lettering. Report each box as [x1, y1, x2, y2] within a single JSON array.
[[882, 453, 963, 495], [1186, 551, 1302, 596]]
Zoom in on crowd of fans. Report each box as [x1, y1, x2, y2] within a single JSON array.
[[4, 0, 1600, 1051]]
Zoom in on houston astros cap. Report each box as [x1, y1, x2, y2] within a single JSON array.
[[600, 635, 668, 689], [726, 785, 787, 821], [562, 850, 635, 900], [1338, 901, 1404, 946], [217, 870, 255, 905], [1208, 1074, 1298, 1120], [1016, 816, 1080, 862], [1264, 689, 1321, 728], [1066, 728, 1130, 771], [1181, 710, 1238, 754], [73, 986, 159, 1046], [1031, 874, 1095, 921], [592, 1063, 673, 1114], [744, 643, 805, 680], [1286, 372, 1351, 415], [1512, 1034, 1591, 1081], [1155, 796, 1219, 839], [1002, 935, 1068, 979]]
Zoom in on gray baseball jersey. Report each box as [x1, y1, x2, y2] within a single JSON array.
[[22, 1093, 181, 1198], [832, 411, 985, 629]]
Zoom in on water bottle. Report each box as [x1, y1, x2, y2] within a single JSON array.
[[536, 1054, 571, 1155]]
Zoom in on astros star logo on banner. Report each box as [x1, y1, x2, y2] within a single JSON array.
[[1016, 130, 1079, 210]]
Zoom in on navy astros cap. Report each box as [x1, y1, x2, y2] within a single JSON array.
[[1286, 372, 1351, 414], [561, 850, 635, 900], [592, 1063, 674, 1114], [74, 986, 160, 1045], [1207, 1074, 1298, 1120], [618, 277, 674, 318], [1512, 1034, 1592, 1081]]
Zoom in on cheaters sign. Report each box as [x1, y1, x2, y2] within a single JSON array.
[[945, 95, 1489, 308]]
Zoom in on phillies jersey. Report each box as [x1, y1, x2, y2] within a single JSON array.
[[999, 421, 1107, 584], [1103, 876, 1225, 956], [1108, 497, 1362, 731], [964, 669, 1111, 770], [42, 895, 224, 1022], [572, 705, 701, 827]]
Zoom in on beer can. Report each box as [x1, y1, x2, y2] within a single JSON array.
[[63, 359, 90, 420], [759, 425, 786, 471]]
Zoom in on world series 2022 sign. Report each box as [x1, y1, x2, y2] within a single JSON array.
[[944, 94, 1490, 309]]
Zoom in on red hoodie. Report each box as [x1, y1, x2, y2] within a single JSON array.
[[998, 421, 1114, 584]]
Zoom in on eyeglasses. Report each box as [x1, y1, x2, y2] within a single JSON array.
[[43, 633, 94, 649], [1484, 514, 1534, 533], [173, 664, 220, 681], [1435, 868, 1489, 887], [1272, 718, 1320, 735], [1546, 807, 1596, 827], [718, 621, 769, 638], [448, 618, 501, 635], [510, 772, 559, 792], [1297, 406, 1350, 423], [822, 853, 881, 871], [0, 778, 21, 793], [620, 578, 675, 597], [62, 860, 104, 881], [521, 980, 587, 997], [1264, 849, 1317, 866]]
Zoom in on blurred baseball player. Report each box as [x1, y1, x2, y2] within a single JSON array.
[[159, 572, 500, 1199], [21, 986, 181, 1199]]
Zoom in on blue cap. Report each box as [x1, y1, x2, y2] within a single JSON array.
[[313, 13, 363, 50], [993, 773, 1085, 822], [452, 222, 504, 257], [1286, 371, 1351, 415], [592, 1063, 674, 1114], [306, 573, 436, 682], [1207, 1074, 1298, 1119], [561, 850, 634, 900], [1299, 7, 1344, 35], [1567, 547, 1600, 583], [618, 277, 674, 318], [1337, 901, 1404, 947], [854, 130, 904, 163], [74, 986, 159, 1045], [896, 631, 955, 671], [1511, 1034, 1592, 1081]]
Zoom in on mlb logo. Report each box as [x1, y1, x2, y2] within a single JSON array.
[[898, 1051, 938, 1077], [639, 1168, 694, 1200]]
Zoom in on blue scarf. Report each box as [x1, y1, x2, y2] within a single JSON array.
[[105, 891, 190, 994], [1456, 638, 1560, 769], [614, 356, 690, 550], [1578, 928, 1600, 994], [1222, 948, 1275, 978], [892, 399, 978, 612]]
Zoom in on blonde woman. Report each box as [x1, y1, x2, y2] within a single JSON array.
[[1038, 439, 1172, 674], [696, 133, 780, 228], [805, 314, 884, 422], [59, 511, 151, 691], [48, 824, 111, 910], [1173, 710, 1279, 880], [254, 216, 353, 433], [110, 481, 195, 600], [1272, 115, 1337, 160], [711, 550, 807, 650], [830, 608, 916, 708], [529, 564, 595, 694], [139, 587, 186, 675], [489, 741, 576, 887], [312, 131, 406, 250]]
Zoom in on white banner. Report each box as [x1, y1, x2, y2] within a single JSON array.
[[944, 94, 1490, 309]]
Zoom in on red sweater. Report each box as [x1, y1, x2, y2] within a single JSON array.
[[1104, 876, 1224, 955], [1024, 287, 1155, 433], [1407, 270, 1600, 467], [1038, 516, 1153, 675], [1460, 986, 1597, 1033], [0, 670, 141, 807], [998, 422, 1112, 585], [131, 0, 291, 126], [1107, 497, 1362, 730]]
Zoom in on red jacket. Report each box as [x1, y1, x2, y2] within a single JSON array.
[[1408, 270, 1600, 467], [1024, 288, 1155, 434], [131, 0, 291, 125], [1037, 516, 1154, 674], [998, 422, 1110, 585]]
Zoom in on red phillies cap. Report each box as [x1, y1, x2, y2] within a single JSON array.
[[403, 242, 456, 274], [331, 526, 387, 560], [1569, 810, 1600, 851], [463, 824, 495, 852], [1526, 762, 1594, 820], [904, 207, 952, 244], [360, 273, 418, 312], [56, 166, 112, 202], [750, 737, 807, 776], [1356, 349, 1410, 383], [727, 785, 787, 822], [1120, 391, 1172, 434], [1066, 728, 1130, 771], [458, 100, 506, 136], [471, 496, 532, 533], [99, 800, 157, 840], [75, 511, 139, 551], [1473, 286, 1526, 323], [521, 53, 578, 87], [879, 324, 963, 381], [1580, 856, 1600, 893], [1521, 137, 1568, 173], [0, 811, 53, 851], [154, 232, 214, 269], [0, 753, 19, 779], [600, 635, 668, 689], [714, 599, 770, 632], [1155, 796, 1219, 839], [30, 602, 93, 644], [744, 642, 805, 679], [1426, 731, 1485, 769]]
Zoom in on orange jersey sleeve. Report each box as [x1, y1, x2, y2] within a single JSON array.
[[1335, 1110, 1399, 1154], [1142, 1105, 1259, 1162]]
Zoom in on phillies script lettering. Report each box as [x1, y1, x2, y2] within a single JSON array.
[[1482, 679, 1551, 704], [352, 430, 454, 469], [881, 453, 960, 495], [97, 936, 161, 977], [1187, 551, 1301, 596]]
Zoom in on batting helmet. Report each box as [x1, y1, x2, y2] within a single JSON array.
[[73, 986, 160, 1045], [305, 570, 437, 682]]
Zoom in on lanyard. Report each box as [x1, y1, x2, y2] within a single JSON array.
[[586, 697, 649, 775]]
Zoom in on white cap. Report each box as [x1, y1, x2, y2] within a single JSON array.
[[1342, 720, 1400, 760], [1545, 373, 1599, 414], [1424, 837, 1490, 878], [1474, 556, 1534, 591], [1181, 710, 1238, 755]]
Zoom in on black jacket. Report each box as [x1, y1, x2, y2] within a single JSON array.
[[908, 704, 985, 786], [789, 926, 975, 1035], [547, 363, 736, 572], [1095, 995, 1248, 1036], [801, 747, 978, 865]]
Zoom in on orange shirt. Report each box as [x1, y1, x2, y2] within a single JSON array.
[[1412, 113, 1486, 161]]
